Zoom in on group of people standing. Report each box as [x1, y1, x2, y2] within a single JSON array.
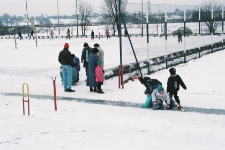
[[58, 42, 105, 94]]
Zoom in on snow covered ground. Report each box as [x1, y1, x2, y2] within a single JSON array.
[[0, 36, 225, 150]]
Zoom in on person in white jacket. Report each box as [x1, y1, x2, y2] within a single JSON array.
[[151, 85, 171, 110]]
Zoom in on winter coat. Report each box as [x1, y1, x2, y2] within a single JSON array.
[[86, 52, 99, 87], [81, 47, 92, 67], [151, 89, 170, 105], [50, 31, 54, 36], [58, 48, 75, 67], [91, 31, 94, 37], [167, 74, 186, 93], [178, 31, 182, 38], [73, 56, 80, 71], [95, 65, 104, 82], [97, 47, 104, 69], [144, 79, 162, 95]]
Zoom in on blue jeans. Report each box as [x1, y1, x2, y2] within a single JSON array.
[[62, 65, 72, 90]]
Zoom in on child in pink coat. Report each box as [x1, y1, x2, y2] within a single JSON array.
[[95, 60, 104, 93]]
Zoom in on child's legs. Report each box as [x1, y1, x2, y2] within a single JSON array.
[[174, 91, 180, 105], [142, 95, 152, 108], [97, 82, 102, 91]]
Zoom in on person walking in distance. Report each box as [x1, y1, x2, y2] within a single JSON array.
[[50, 30, 54, 40], [178, 30, 182, 43], [91, 30, 94, 40], [106, 29, 110, 39], [66, 28, 70, 40], [58, 43, 75, 92]]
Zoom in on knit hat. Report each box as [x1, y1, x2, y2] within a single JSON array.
[[97, 60, 102, 65], [138, 76, 150, 84], [64, 43, 69, 49], [83, 42, 89, 47], [169, 67, 176, 75], [94, 43, 100, 47], [158, 85, 164, 91], [92, 48, 99, 53]]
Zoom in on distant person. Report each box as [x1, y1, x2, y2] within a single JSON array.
[[66, 28, 70, 39], [178, 30, 182, 43], [58, 43, 75, 92], [167, 67, 186, 111], [91, 30, 94, 40], [86, 48, 99, 92], [50, 30, 54, 40], [30, 30, 34, 40], [106, 29, 110, 39], [18, 31, 23, 40], [95, 60, 104, 94], [81, 43, 92, 78]]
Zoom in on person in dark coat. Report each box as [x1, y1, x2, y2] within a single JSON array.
[[30, 30, 34, 40], [18, 31, 23, 40], [167, 67, 186, 108], [81, 43, 92, 77], [178, 30, 182, 43], [86, 48, 99, 92], [58, 43, 75, 92], [91, 30, 94, 40]]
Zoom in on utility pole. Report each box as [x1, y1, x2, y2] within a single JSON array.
[[57, 0, 60, 36], [76, 0, 78, 36]]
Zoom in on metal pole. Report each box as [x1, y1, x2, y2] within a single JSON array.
[[142, 0, 143, 36], [165, 3, 168, 69], [26, 0, 28, 26], [222, 4, 224, 50], [76, 0, 78, 36], [57, 0, 60, 37], [211, 0, 213, 53], [184, 5, 186, 63], [199, 5, 201, 58], [147, 1, 150, 74], [119, 0, 123, 88]]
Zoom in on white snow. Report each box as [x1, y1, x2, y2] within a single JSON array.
[[0, 35, 225, 150]]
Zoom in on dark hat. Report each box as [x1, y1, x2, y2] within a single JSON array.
[[83, 42, 89, 47], [94, 43, 100, 47], [169, 67, 176, 75], [71, 54, 75, 58], [158, 85, 164, 91], [138, 76, 150, 84], [92, 48, 99, 53], [64, 43, 69, 49]]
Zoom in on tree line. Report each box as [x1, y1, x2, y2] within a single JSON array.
[[0, 0, 224, 35]]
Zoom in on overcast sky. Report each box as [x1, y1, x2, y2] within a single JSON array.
[[0, 0, 221, 16]]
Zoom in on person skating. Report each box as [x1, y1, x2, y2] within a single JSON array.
[[167, 67, 186, 110]]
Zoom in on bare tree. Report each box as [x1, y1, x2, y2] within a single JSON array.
[[200, 1, 222, 34], [101, 0, 128, 36], [78, 0, 93, 35]]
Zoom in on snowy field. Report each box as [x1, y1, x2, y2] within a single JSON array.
[[0, 36, 225, 149]]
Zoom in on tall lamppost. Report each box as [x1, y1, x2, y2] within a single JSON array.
[[76, 0, 78, 36], [26, 0, 28, 26], [57, 0, 60, 36]]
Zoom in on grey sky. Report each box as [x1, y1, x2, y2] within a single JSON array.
[[0, 0, 221, 16]]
